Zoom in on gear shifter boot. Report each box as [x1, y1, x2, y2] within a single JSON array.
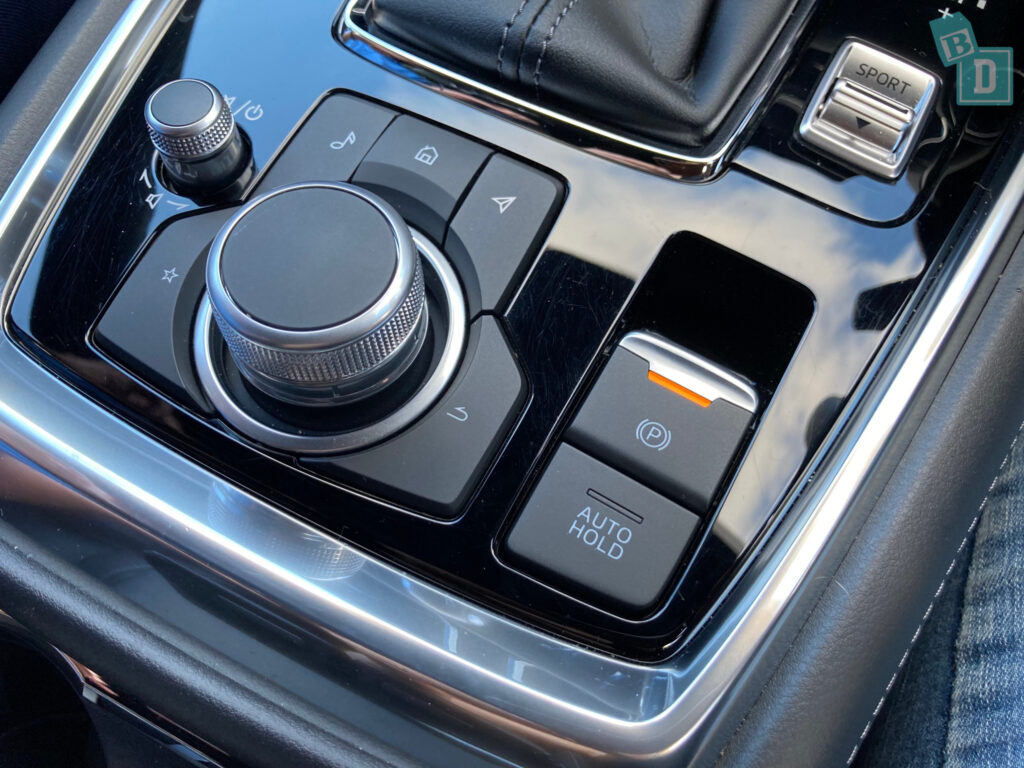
[[366, 0, 800, 148]]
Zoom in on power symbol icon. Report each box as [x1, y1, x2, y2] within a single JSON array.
[[636, 419, 672, 451]]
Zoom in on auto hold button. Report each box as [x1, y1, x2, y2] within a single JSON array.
[[506, 444, 700, 613]]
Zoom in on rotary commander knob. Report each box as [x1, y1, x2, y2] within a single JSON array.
[[145, 79, 250, 195], [206, 182, 427, 406]]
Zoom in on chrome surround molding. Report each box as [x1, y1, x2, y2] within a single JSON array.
[[0, 0, 1022, 765], [195, 230, 467, 454], [798, 41, 939, 179], [338, 0, 795, 181]]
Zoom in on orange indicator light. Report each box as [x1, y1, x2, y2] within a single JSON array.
[[647, 371, 712, 408]]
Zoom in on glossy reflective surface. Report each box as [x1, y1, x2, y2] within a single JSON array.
[[340, 0, 820, 179], [5, 0, 1020, 659], [737, 0, 1022, 221], [0, 0, 1022, 764]]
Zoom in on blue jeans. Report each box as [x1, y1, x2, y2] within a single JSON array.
[[858, 430, 1024, 766]]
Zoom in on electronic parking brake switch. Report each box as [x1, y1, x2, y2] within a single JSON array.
[[506, 333, 756, 612], [569, 332, 757, 513]]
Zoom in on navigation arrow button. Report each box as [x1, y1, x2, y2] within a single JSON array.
[[491, 196, 516, 214]]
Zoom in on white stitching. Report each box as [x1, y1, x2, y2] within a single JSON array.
[[532, 0, 581, 97], [497, 0, 530, 79], [844, 417, 1024, 765]]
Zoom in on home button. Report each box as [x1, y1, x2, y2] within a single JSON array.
[[352, 114, 491, 241]]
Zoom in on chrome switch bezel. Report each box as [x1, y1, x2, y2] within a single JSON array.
[[799, 40, 940, 179]]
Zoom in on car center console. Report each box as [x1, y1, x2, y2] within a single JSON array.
[[0, 0, 1021, 764]]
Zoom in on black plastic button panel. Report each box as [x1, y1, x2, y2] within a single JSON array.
[[352, 114, 492, 242], [95, 208, 236, 412], [260, 93, 564, 315], [568, 334, 757, 513], [506, 444, 700, 613], [307, 317, 525, 518], [95, 94, 560, 523], [99, 214, 527, 520], [445, 154, 562, 315], [255, 93, 397, 193]]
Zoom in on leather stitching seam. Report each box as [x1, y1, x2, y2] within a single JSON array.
[[842, 417, 1024, 766], [533, 0, 581, 98], [514, 0, 554, 88], [715, 425, 1024, 768], [497, 0, 530, 80]]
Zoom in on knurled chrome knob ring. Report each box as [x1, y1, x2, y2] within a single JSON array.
[[212, 261, 425, 396], [145, 79, 235, 160], [205, 182, 427, 405], [193, 231, 468, 454]]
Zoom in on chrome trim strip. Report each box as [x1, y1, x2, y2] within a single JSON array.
[[620, 331, 758, 412], [337, 0, 797, 181], [0, 0, 1021, 764], [194, 230, 468, 454], [0, 0, 185, 301]]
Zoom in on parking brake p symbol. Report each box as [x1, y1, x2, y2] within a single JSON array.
[[636, 419, 671, 451]]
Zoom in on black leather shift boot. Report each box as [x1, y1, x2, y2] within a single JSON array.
[[366, 0, 800, 147]]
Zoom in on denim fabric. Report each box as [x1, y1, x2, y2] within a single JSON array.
[[944, 434, 1024, 767]]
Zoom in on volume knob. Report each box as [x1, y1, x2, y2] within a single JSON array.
[[145, 79, 249, 195], [206, 182, 427, 406]]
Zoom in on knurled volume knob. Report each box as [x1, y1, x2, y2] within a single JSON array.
[[206, 182, 428, 406], [145, 78, 249, 195]]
